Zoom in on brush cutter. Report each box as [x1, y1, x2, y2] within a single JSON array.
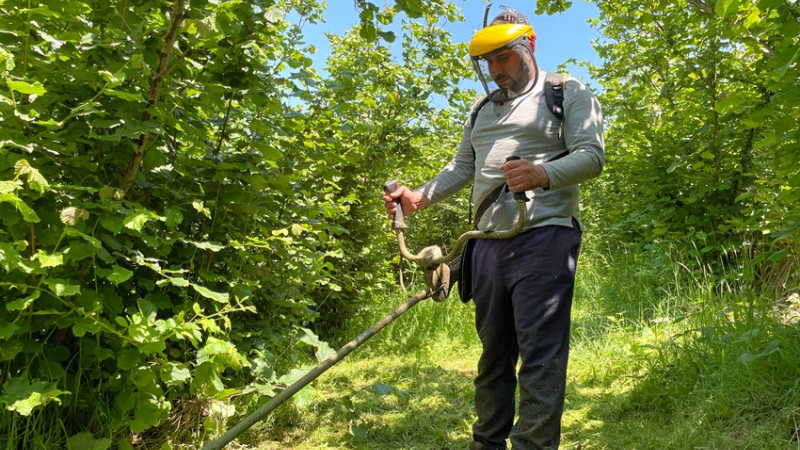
[[202, 168, 529, 450]]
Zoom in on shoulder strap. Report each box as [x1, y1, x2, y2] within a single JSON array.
[[469, 95, 492, 129], [544, 72, 568, 139], [544, 72, 566, 121]]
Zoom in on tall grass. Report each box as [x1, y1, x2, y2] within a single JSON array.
[[10, 238, 791, 448], [254, 237, 799, 449], [337, 266, 481, 358], [567, 239, 800, 449], [0, 409, 67, 450]]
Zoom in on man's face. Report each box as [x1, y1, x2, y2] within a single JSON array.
[[485, 47, 532, 93]]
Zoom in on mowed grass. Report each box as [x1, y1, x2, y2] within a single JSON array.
[[252, 348, 479, 449], [242, 245, 800, 450], [245, 298, 482, 450]]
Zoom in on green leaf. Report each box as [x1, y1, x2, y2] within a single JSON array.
[[33, 250, 63, 268], [99, 214, 124, 233], [99, 69, 125, 87], [772, 45, 800, 79], [0, 180, 22, 194], [63, 227, 103, 247], [714, 0, 740, 18], [67, 432, 112, 450], [36, 118, 64, 130], [359, 23, 377, 42], [291, 385, 315, 409], [0, 193, 40, 222], [191, 284, 229, 303], [43, 278, 81, 297], [0, 378, 69, 416], [368, 382, 410, 400], [106, 265, 133, 285], [192, 200, 211, 218], [739, 340, 782, 365], [297, 327, 335, 362], [5, 291, 42, 312], [117, 349, 141, 370], [0, 242, 21, 272], [350, 424, 368, 440], [124, 211, 158, 231], [169, 277, 190, 287], [395, 0, 423, 18], [162, 363, 192, 386], [767, 248, 788, 263], [103, 89, 144, 102], [264, 5, 285, 23], [197, 336, 244, 369], [137, 298, 157, 322], [0, 320, 19, 339], [130, 400, 167, 432], [378, 30, 396, 43], [63, 241, 97, 262], [714, 91, 750, 114], [7, 80, 47, 95], [72, 319, 102, 337], [185, 240, 225, 252], [13, 159, 49, 193], [165, 207, 183, 228], [99, 186, 123, 201]]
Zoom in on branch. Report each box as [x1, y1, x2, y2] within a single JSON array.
[[119, 0, 187, 196], [214, 97, 234, 156]]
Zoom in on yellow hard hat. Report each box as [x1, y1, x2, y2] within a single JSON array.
[[468, 24, 536, 58]]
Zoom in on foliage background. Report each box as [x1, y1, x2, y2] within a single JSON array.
[[0, 0, 472, 446], [0, 0, 797, 448]]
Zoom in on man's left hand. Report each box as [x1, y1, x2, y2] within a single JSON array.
[[499, 158, 550, 192]]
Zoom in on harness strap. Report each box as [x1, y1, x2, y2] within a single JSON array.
[[544, 72, 566, 121], [473, 183, 507, 228], [544, 72, 567, 139]]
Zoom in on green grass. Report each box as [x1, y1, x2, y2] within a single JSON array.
[[242, 243, 800, 449]]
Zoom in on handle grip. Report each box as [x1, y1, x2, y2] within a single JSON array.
[[505, 156, 530, 202], [383, 180, 407, 230]]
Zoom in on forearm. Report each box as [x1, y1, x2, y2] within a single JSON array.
[[541, 147, 604, 189]]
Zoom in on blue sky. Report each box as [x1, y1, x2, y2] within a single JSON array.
[[292, 1, 602, 89]]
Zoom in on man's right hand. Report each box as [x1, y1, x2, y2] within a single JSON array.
[[383, 185, 429, 218]]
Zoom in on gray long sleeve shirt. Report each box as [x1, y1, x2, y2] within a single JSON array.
[[418, 71, 605, 232]]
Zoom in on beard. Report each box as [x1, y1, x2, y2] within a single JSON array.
[[489, 46, 535, 104]]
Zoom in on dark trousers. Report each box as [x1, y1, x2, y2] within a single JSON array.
[[469, 221, 581, 450]]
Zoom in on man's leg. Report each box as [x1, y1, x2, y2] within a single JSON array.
[[508, 223, 582, 450], [470, 238, 519, 450]]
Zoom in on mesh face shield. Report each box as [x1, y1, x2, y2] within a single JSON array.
[[471, 39, 535, 96], [468, 24, 536, 95]]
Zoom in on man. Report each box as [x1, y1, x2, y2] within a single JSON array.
[[383, 7, 604, 450]]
